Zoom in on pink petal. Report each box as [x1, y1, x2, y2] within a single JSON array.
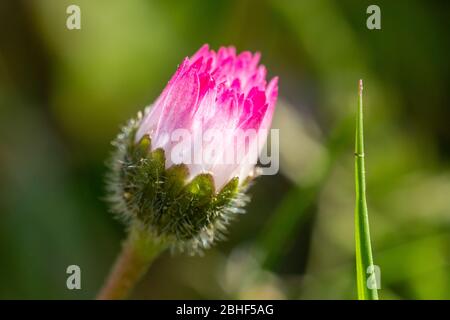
[[138, 44, 279, 190]]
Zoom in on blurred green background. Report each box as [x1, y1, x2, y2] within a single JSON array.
[[0, 0, 449, 299]]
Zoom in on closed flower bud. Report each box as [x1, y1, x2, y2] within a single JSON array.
[[108, 44, 278, 253]]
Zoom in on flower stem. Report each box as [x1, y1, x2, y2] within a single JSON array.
[[96, 225, 167, 300], [355, 80, 379, 300]]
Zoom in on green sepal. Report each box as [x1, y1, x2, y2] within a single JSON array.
[[151, 164, 189, 233], [133, 134, 151, 160], [161, 174, 215, 240], [186, 174, 215, 206], [214, 177, 239, 208], [136, 147, 166, 223], [165, 164, 189, 196]]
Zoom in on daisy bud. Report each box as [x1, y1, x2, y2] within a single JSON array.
[[108, 44, 278, 253]]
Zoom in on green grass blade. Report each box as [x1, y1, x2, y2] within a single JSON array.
[[355, 80, 379, 300]]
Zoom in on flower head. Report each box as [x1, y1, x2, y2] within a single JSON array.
[[108, 44, 278, 253]]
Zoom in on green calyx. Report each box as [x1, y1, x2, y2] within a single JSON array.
[[107, 115, 249, 253]]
